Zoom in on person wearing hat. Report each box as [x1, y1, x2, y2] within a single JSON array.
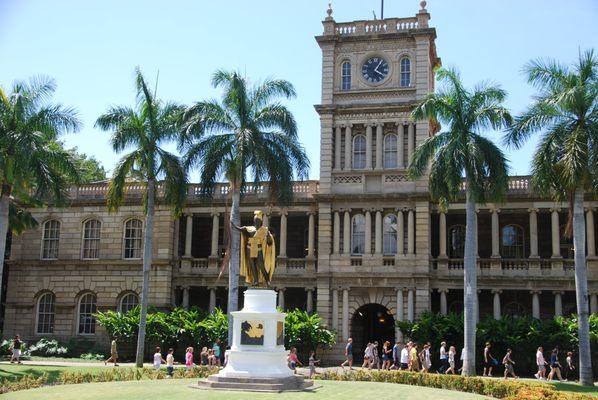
[[233, 210, 276, 286]]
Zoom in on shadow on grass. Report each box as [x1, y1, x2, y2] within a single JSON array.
[[0, 366, 71, 383], [549, 381, 598, 397]]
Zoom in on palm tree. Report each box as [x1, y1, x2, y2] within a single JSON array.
[[0, 76, 80, 305], [180, 70, 309, 343], [504, 50, 597, 386], [408, 68, 512, 376], [95, 68, 187, 367]]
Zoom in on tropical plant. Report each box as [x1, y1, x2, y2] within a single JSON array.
[[28, 338, 68, 357], [408, 67, 512, 375], [180, 70, 310, 342], [95, 67, 187, 367], [284, 309, 335, 360], [504, 49, 597, 385], [0, 76, 81, 302]]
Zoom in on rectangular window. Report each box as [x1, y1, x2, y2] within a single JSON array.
[[82, 220, 101, 259], [41, 220, 60, 260]]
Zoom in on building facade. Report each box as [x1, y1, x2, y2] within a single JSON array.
[[3, 3, 598, 362]]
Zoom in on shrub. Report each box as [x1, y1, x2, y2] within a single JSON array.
[[28, 338, 68, 357], [0, 374, 47, 394], [0, 338, 30, 359], [315, 369, 593, 400], [80, 352, 104, 360], [284, 309, 336, 360]]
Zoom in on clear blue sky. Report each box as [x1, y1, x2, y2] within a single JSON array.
[[1, 0, 597, 180]]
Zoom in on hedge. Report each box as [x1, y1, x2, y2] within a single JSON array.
[[316, 369, 594, 400]]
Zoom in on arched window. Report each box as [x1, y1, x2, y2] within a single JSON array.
[[341, 61, 351, 90], [41, 219, 60, 260], [501, 224, 524, 258], [78, 293, 97, 335], [123, 219, 143, 259], [383, 134, 398, 169], [351, 214, 365, 255], [400, 57, 411, 87], [119, 292, 139, 313], [383, 214, 398, 255], [82, 219, 101, 259], [448, 225, 465, 258], [36, 292, 55, 334], [352, 135, 366, 169]]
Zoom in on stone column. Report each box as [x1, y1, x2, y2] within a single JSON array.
[[492, 290, 501, 320], [397, 210, 404, 255], [333, 211, 340, 255], [343, 211, 351, 255], [331, 288, 339, 330], [184, 214, 193, 257], [551, 209, 561, 257], [375, 124, 383, 170], [407, 209, 415, 255], [491, 208, 500, 258], [365, 124, 373, 169], [407, 289, 415, 322], [342, 288, 349, 340], [590, 293, 598, 315], [182, 286, 190, 309], [375, 210, 382, 255], [308, 212, 316, 257], [344, 125, 352, 171], [210, 213, 219, 257], [396, 288, 404, 341], [554, 291, 563, 317], [439, 289, 448, 315], [397, 123, 405, 169], [277, 288, 285, 310], [439, 211, 447, 258], [532, 291, 541, 319], [587, 209, 595, 257], [407, 123, 415, 164], [529, 208, 539, 258], [306, 288, 314, 313], [365, 210, 372, 254], [279, 210, 288, 257], [334, 125, 342, 171], [208, 287, 217, 313]]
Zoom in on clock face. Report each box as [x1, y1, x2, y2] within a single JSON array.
[[362, 57, 389, 84]]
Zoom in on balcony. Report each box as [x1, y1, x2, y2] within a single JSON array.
[[434, 257, 582, 278], [177, 256, 315, 277]]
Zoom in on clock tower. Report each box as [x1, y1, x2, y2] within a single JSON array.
[[313, 2, 441, 349]]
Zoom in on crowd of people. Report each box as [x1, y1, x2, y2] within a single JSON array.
[[339, 337, 578, 381]]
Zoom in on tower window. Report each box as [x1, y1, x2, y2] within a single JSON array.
[[383, 134, 398, 168], [351, 214, 365, 255], [400, 57, 411, 87], [383, 214, 398, 255], [341, 61, 351, 90], [352, 135, 366, 169]]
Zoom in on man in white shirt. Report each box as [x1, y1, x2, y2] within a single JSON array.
[[438, 341, 448, 373], [400, 342, 411, 370], [535, 346, 547, 380]]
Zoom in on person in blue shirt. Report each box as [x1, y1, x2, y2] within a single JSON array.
[[340, 338, 353, 369], [547, 348, 565, 381], [391, 341, 401, 369]]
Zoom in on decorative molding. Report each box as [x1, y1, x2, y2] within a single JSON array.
[[333, 175, 363, 184]]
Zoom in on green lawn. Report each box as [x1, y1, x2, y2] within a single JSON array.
[[0, 364, 104, 383], [1, 379, 491, 400], [548, 381, 598, 397]]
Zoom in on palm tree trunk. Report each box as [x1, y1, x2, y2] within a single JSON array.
[[0, 191, 10, 312], [572, 187, 594, 386], [227, 186, 241, 345], [135, 178, 155, 368], [462, 190, 477, 376]]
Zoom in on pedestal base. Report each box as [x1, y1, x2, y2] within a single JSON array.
[[194, 375, 317, 392]]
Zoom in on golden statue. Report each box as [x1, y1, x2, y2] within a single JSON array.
[[233, 210, 276, 286]]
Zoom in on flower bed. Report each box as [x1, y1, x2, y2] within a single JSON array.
[[315, 370, 593, 400]]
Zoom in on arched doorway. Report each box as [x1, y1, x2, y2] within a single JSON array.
[[351, 303, 395, 363]]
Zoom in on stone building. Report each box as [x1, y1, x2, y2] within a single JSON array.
[[2, 3, 598, 362]]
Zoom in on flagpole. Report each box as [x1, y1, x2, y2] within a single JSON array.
[[381, 0, 384, 19]]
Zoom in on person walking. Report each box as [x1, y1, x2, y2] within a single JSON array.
[[502, 348, 518, 379], [483, 342, 496, 377], [362, 342, 373, 369], [153, 347, 166, 370], [419, 343, 431, 373], [372, 341, 380, 370], [308, 351, 320, 378], [438, 341, 448, 374], [534, 346, 547, 380], [212, 339, 222, 366], [410, 342, 420, 372], [547, 348, 565, 381], [166, 348, 175, 377], [200, 347, 209, 365], [445, 346, 456, 374], [564, 352, 576, 381], [288, 347, 302, 373], [400, 342, 410, 370], [340, 338, 354, 369], [391, 340, 401, 370], [185, 347, 195, 370], [9, 335, 22, 364], [382, 341, 392, 370], [104, 339, 119, 366], [457, 347, 465, 374]]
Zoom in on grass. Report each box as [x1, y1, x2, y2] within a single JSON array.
[[0, 364, 104, 383], [28, 356, 104, 363], [0, 379, 491, 400], [548, 381, 598, 397]]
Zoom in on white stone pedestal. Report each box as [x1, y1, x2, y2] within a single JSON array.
[[216, 288, 292, 379]]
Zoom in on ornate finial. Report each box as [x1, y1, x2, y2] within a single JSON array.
[[327, 3, 333, 18], [420, 0, 427, 10]]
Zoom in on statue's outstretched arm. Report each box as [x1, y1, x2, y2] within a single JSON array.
[[231, 222, 245, 232]]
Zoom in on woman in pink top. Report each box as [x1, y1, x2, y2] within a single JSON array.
[[185, 347, 195, 370], [287, 347, 302, 373]]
